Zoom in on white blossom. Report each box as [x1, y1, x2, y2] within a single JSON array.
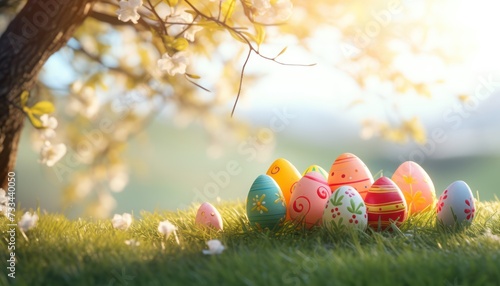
[[68, 84, 99, 119], [157, 52, 190, 76], [252, 0, 293, 23], [18, 212, 39, 232], [112, 213, 133, 230], [116, 0, 143, 24], [125, 239, 140, 246], [40, 114, 58, 139], [158, 220, 177, 238], [0, 189, 7, 216], [108, 164, 129, 193], [166, 11, 202, 41], [40, 114, 58, 129], [40, 141, 67, 167], [183, 24, 203, 42], [202, 239, 225, 255]]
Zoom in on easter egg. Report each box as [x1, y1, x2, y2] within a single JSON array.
[[302, 165, 329, 180], [323, 186, 367, 231], [365, 176, 408, 230], [195, 202, 223, 230], [246, 174, 287, 229], [289, 172, 331, 228], [436, 181, 475, 227], [266, 158, 301, 206], [392, 161, 436, 214], [328, 153, 374, 199]]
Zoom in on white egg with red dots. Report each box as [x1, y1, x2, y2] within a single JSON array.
[[436, 180, 476, 227], [323, 185, 368, 231]]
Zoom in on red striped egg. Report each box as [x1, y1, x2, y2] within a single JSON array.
[[328, 153, 374, 199], [289, 171, 331, 229], [365, 176, 408, 230]]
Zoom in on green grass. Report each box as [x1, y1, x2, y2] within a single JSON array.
[[1, 201, 500, 286]]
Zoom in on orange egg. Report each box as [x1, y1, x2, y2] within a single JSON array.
[[327, 153, 374, 199], [365, 176, 408, 230], [266, 158, 301, 206], [392, 161, 436, 215]]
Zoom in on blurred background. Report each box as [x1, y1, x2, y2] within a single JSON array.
[[7, 0, 500, 217]]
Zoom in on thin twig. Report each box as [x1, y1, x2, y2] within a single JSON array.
[[231, 48, 251, 117]]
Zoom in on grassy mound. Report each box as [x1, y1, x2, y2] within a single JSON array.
[[1, 201, 500, 286]]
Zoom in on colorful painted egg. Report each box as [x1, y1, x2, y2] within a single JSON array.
[[266, 158, 301, 206], [323, 186, 367, 231], [289, 172, 331, 229], [195, 202, 223, 230], [365, 176, 408, 230], [302, 165, 329, 180], [436, 181, 475, 227], [328, 153, 374, 199], [246, 174, 287, 229], [392, 161, 436, 215]]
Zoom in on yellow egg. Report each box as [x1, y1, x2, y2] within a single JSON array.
[[266, 158, 301, 206], [302, 165, 329, 180]]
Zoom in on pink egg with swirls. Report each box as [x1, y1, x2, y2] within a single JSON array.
[[288, 171, 331, 229]]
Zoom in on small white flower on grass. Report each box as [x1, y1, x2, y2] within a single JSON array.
[[158, 220, 177, 238], [484, 229, 500, 242], [0, 188, 7, 216], [112, 213, 133, 230], [157, 52, 190, 76], [202, 239, 225, 255], [116, 0, 143, 24], [39, 141, 67, 167], [125, 239, 140, 247], [18, 212, 39, 232]]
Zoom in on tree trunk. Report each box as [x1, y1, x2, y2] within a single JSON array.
[[0, 0, 95, 190]]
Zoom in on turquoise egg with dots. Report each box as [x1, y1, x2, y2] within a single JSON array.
[[246, 174, 287, 229]]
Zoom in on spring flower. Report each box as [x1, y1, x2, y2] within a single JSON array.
[[116, 0, 143, 24], [112, 213, 133, 230], [40, 114, 58, 139], [68, 84, 99, 119], [202, 239, 225, 255], [166, 11, 202, 41], [157, 52, 190, 76], [252, 0, 293, 23], [39, 141, 67, 167], [125, 239, 140, 246], [0, 188, 7, 216], [158, 220, 177, 238], [18, 212, 39, 232]]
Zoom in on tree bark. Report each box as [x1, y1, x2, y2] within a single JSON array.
[[0, 0, 95, 190]]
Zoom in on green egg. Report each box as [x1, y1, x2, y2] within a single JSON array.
[[246, 175, 287, 229]]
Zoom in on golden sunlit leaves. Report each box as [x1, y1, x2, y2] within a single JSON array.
[[254, 24, 265, 46], [161, 35, 190, 51], [222, 0, 237, 22], [362, 116, 426, 145], [164, 0, 178, 7], [20, 90, 29, 107], [172, 37, 189, 51], [21, 90, 55, 129]]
